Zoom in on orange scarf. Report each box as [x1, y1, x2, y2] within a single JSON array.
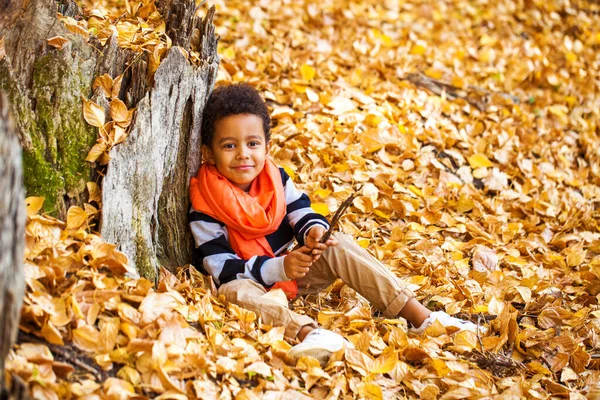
[[189, 159, 298, 299]]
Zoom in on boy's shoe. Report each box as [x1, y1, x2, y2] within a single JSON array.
[[287, 329, 352, 367], [410, 311, 486, 334]]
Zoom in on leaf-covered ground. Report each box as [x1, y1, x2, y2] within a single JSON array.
[[7, 0, 600, 398]]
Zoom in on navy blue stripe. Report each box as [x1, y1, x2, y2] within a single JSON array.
[[197, 235, 235, 256], [279, 168, 289, 187], [219, 259, 247, 285], [287, 193, 311, 214], [294, 214, 329, 245], [192, 235, 236, 277], [250, 255, 272, 287], [265, 216, 294, 255], [191, 247, 209, 275], [189, 211, 225, 226]]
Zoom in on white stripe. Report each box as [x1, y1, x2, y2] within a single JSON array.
[[190, 220, 228, 246], [302, 221, 329, 242], [272, 238, 295, 256], [283, 177, 304, 204], [288, 207, 315, 227]]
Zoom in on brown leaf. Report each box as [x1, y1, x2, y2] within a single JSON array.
[[93, 74, 114, 98], [66, 206, 87, 230], [72, 324, 101, 353], [47, 36, 69, 50], [0, 36, 5, 61], [110, 98, 131, 127], [85, 139, 108, 163]]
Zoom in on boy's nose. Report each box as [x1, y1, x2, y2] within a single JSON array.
[[236, 148, 250, 159]]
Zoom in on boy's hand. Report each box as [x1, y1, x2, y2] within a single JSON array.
[[305, 225, 338, 261], [284, 247, 314, 279]]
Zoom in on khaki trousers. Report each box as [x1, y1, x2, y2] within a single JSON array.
[[218, 233, 415, 338]]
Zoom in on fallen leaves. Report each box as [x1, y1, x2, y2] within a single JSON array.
[[82, 76, 136, 164], [10, 0, 600, 398]]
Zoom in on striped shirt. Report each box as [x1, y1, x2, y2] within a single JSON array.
[[189, 168, 329, 287]]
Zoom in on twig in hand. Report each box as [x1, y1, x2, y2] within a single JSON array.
[[319, 185, 363, 243]]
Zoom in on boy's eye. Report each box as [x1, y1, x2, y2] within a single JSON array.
[[223, 143, 235, 149], [248, 141, 261, 147]]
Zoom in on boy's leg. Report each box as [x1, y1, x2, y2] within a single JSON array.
[[296, 232, 415, 318], [218, 278, 317, 338]]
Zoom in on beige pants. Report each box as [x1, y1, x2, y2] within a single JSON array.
[[218, 233, 415, 338]]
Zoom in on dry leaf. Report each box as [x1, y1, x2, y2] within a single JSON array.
[[47, 36, 70, 50]]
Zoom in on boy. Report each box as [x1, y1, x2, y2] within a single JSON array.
[[189, 83, 481, 366]]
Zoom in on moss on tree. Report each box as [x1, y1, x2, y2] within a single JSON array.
[[0, 51, 97, 216]]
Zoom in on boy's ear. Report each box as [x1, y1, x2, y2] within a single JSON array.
[[265, 141, 270, 155], [201, 145, 215, 165]]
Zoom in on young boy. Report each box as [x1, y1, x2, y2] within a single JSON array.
[[189, 83, 481, 366]]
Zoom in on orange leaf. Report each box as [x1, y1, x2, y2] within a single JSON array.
[[81, 97, 105, 128], [47, 36, 69, 50]]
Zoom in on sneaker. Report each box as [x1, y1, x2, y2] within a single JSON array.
[[287, 329, 352, 367], [410, 311, 486, 334]]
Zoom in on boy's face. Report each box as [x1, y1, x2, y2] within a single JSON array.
[[202, 113, 270, 192]]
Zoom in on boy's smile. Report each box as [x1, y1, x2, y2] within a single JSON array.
[[203, 113, 270, 192]]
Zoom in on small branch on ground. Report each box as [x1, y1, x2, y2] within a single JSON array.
[[319, 185, 363, 244], [17, 330, 112, 382], [401, 72, 520, 112]]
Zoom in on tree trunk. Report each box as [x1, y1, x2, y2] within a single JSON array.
[[0, 92, 26, 398], [0, 0, 219, 280]]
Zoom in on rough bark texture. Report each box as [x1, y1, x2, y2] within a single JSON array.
[[0, 0, 219, 280], [0, 92, 26, 398], [0, 0, 106, 218]]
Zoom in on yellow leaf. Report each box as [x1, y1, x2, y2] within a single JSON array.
[[356, 382, 383, 400], [311, 202, 330, 216], [370, 350, 397, 374], [26, 197, 45, 216], [300, 63, 315, 81], [313, 188, 332, 198], [410, 44, 426, 55], [222, 46, 236, 60], [429, 359, 450, 377], [66, 206, 87, 230], [47, 36, 69, 50], [408, 185, 423, 197], [468, 154, 493, 168], [82, 97, 105, 128], [424, 67, 443, 80], [93, 74, 114, 98], [357, 238, 370, 248]]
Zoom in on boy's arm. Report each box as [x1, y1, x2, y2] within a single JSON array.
[[189, 209, 289, 286], [280, 168, 330, 246]]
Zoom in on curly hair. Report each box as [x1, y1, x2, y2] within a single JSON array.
[[200, 83, 271, 147]]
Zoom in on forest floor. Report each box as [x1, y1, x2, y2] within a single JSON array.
[[6, 0, 600, 398]]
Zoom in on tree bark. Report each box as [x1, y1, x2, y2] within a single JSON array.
[[0, 0, 219, 280], [0, 92, 26, 398]]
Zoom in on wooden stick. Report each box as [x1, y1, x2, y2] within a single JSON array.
[[319, 185, 363, 243]]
